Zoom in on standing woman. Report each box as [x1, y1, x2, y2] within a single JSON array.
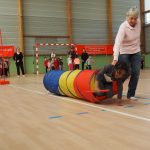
[[112, 7, 141, 100], [81, 48, 89, 70], [13, 47, 25, 77]]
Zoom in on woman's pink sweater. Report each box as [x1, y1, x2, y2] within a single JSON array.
[[113, 20, 141, 61]]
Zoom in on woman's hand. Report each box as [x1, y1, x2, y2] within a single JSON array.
[[111, 60, 118, 66]]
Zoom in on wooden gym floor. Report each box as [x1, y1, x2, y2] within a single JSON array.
[[0, 70, 150, 150]]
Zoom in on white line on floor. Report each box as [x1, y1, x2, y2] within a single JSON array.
[[9, 84, 150, 123], [9, 84, 47, 95], [123, 91, 150, 97]]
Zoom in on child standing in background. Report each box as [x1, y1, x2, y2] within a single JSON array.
[[54, 58, 59, 70], [74, 55, 80, 70], [5, 58, 10, 76], [141, 56, 144, 70], [0, 59, 2, 77], [4, 59, 8, 77], [67, 55, 73, 70], [68, 47, 77, 69], [86, 56, 93, 70], [51, 58, 55, 70], [44, 57, 48, 73], [59, 57, 63, 70], [47, 59, 51, 71], [0, 58, 9, 77], [50, 49, 56, 59]]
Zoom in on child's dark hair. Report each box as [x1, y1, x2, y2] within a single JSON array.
[[114, 62, 130, 72], [114, 62, 131, 77]]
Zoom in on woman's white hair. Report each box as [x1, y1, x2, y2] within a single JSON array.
[[126, 6, 139, 18]]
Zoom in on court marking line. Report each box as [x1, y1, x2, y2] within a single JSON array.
[[123, 92, 150, 97], [77, 112, 89, 115], [101, 109, 107, 112], [136, 97, 150, 101], [144, 102, 150, 105], [11, 77, 43, 84], [9, 84, 47, 95], [48, 116, 63, 119], [123, 94, 150, 101], [23, 78, 43, 84], [9, 84, 150, 123], [124, 105, 134, 108]]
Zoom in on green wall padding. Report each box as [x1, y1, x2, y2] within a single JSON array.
[[10, 54, 150, 76], [145, 54, 150, 68], [9, 58, 17, 76]]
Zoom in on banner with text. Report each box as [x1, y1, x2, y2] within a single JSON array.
[[75, 45, 113, 55], [0, 46, 14, 57]]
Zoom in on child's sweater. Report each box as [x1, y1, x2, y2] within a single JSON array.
[[96, 64, 130, 99]]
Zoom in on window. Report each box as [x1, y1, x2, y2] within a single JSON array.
[[145, 12, 150, 24], [145, 0, 150, 11], [144, 0, 150, 25]]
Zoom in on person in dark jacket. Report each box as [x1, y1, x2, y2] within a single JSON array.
[[13, 47, 25, 77], [59, 57, 63, 70], [141, 56, 144, 70], [81, 48, 89, 70], [94, 62, 130, 105], [4, 58, 10, 76]]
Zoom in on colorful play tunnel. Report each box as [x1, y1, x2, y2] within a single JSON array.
[[43, 70, 118, 103]]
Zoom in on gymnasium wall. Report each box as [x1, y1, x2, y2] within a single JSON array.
[[0, 0, 19, 46], [145, 54, 150, 68], [145, 26, 150, 68], [145, 26, 150, 53], [23, 0, 69, 55], [72, 0, 108, 44], [0, 0, 150, 75]]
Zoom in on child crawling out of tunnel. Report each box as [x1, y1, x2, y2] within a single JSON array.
[[94, 62, 130, 105]]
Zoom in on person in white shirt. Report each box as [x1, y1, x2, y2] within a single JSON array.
[[50, 49, 56, 59], [67, 55, 73, 70]]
